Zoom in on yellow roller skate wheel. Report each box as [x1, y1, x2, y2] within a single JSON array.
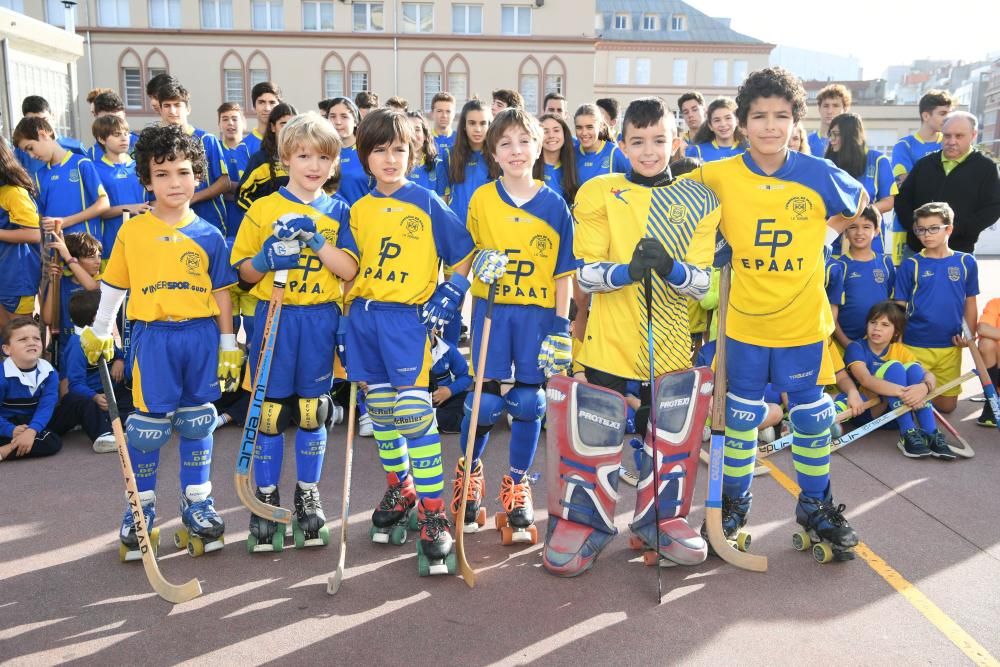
[[812, 542, 833, 564], [792, 531, 811, 552]]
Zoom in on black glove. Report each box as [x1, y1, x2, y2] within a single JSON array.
[[639, 237, 675, 279], [627, 240, 648, 281]]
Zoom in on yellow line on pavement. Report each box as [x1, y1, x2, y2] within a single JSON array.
[[758, 457, 1000, 667]]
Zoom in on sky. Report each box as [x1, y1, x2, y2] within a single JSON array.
[[686, 0, 1000, 79]]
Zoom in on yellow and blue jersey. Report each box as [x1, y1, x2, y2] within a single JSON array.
[[188, 127, 229, 236], [808, 131, 828, 158], [16, 136, 85, 176], [825, 254, 846, 306], [432, 129, 456, 159], [685, 141, 746, 163], [222, 141, 252, 240], [895, 251, 978, 348], [408, 155, 449, 199], [542, 162, 564, 201], [448, 149, 492, 225], [0, 185, 41, 299], [93, 156, 146, 257], [687, 151, 864, 348], [34, 152, 107, 238], [844, 339, 916, 378], [237, 149, 288, 212], [575, 140, 629, 186], [857, 149, 896, 254], [467, 180, 576, 308], [574, 173, 719, 378], [232, 187, 359, 305], [87, 132, 139, 163], [349, 180, 474, 305], [238, 128, 264, 159], [838, 251, 895, 341], [337, 145, 375, 206], [891, 132, 942, 178], [102, 210, 237, 322]]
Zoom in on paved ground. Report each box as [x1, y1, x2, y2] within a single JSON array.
[[2, 264, 999, 666]]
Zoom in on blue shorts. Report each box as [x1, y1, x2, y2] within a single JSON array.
[[131, 318, 220, 413], [471, 301, 552, 385], [346, 299, 431, 388], [0, 294, 35, 315], [250, 301, 338, 399], [725, 337, 825, 396]]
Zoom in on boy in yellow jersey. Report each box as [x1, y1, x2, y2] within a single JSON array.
[[688, 67, 869, 561], [544, 97, 719, 577], [346, 109, 474, 575], [232, 112, 359, 551], [81, 124, 243, 560], [451, 108, 575, 542]]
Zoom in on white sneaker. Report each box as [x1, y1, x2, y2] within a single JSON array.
[[93, 432, 117, 453], [358, 412, 374, 437], [331, 404, 345, 426]]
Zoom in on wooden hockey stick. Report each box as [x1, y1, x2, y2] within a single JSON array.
[[98, 358, 202, 603], [327, 382, 358, 595], [455, 282, 498, 588], [234, 267, 292, 524], [703, 266, 767, 572], [756, 397, 881, 459], [932, 406, 974, 459]]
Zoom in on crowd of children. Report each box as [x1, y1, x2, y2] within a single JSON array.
[[0, 67, 996, 582]]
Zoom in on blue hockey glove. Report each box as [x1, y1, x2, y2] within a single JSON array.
[[250, 237, 301, 273], [538, 316, 572, 377], [274, 214, 325, 252], [420, 273, 470, 328], [472, 249, 509, 285]]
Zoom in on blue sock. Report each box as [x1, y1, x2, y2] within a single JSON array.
[[882, 363, 916, 432], [128, 445, 160, 493], [508, 418, 541, 483], [294, 428, 327, 485], [242, 315, 255, 343], [916, 405, 937, 432], [254, 433, 285, 488], [459, 412, 491, 464], [178, 436, 212, 489]]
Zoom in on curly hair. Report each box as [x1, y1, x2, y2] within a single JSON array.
[[134, 124, 207, 187], [735, 67, 807, 126]]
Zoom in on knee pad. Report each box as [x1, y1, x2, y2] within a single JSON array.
[[170, 404, 217, 440], [725, 392, 768, 433], [505, 382, 545, 422], [366, 384, 397, 428], [260, 399, 292, 436], [788, 393, 836, 436], [463, 380, 505, 436], [125, 412, 173, 452], [394, 390, 435, 439], [296, 395, 332, 430]]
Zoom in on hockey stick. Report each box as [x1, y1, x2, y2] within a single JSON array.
[[642, 270, 663, 602], [455, 282, 498, 588], [699, 447, 773, 476], [704, 266, 767, 572], [932, 406, 974, 458], [234, 267, 292, 524], [327, 381, 358, 595], [756, 397, 881, 459], [962, 322, 1000, 435], [98, 357, 202, 603]]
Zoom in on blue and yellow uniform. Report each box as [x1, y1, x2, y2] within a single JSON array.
[[825, 253, 846, 307], [432, 129, 456, 160], [855, 150, 895, 254], [237, 149, 288, 212], [0, 184, 41, 316], [238, 128, 264, 159], [891, 132, 941, 181], [336, 145, 374, 206], [541, 162, 564, 200], [895, 250, 978, 396], [93, 155, 146, 257], [448, 150, 491, 226], [17, 136, 85, 176], [575, 140, 629, 186], [103, 210, 236, 413], [837, 251, 895, 342], [34, 152, 107, 239], [221, 141, 251, 242], [408, 155, 449, 199], [843, 338, 938, 435], [187, 127, 229, 236], [87, 132, 139, 163], [807, 131, 827, 158], [685, 141, 745, 163]]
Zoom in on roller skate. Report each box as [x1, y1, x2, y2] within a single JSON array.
[[174, 482, 225, 557], [119, 490, 159, 562], [495, 475, 538, 545], [701, 492, 753, 555], [247, 486, 285, 553], [370, 472, 417, 545], [450, 457, 486, 533], [792, 488, 858, 564], [292, 483, 330, 549], [416, 497, 456, 576]]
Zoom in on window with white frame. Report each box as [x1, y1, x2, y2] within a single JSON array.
[[201, 0, 233, 28], [519, 73, 538, 114], [249, 69, 268, 89], [636, 58, 650, 85], [615, 57, 629, 85], [98, 0, 129, 27], [45, 0, 76, 26], [350, 70, 370, 97], [712, 59, 727, 87], [148, 66, 168, 80], [423, 72, 442, 113], [452, 4, 482, 34], [403, 3, 433, 33], [122, 67, 143, 109], [501, 5, 530, 35], [353, 2, 384, 31], [324, 68, 344, 99], [732, 60, 748, 85], [0, 1, 25, 13], [641, 14, 657, 30], [670, 14, 686, 31], [149, 0, 181, 28], [448, 72, 468, 108], [544, 74, 563, 95], [224, 69, 245, 105], [672, 58, 687, 85], [613, 13, 627, 29], [302, 1, 334, 31], [252, 0, 284, 30]]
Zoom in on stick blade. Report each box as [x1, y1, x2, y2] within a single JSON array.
[[327, 563, 345, 595], [235, 473, 292, 524], [149, 570, 203, 604], [705, 510, 768, 572]]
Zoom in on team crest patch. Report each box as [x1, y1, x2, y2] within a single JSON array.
[[668, 204, 687, 224], [873, 269, 885, 284], [948, 266, 961, 282], [785, 196, 812, 221], [601, 157, 611, 169], [321, 228, 337, 244], [400, 215, 424, 239], [529, 234, 552, 258], [180, 251, 202, 276], [69, 169, 81, 183]]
